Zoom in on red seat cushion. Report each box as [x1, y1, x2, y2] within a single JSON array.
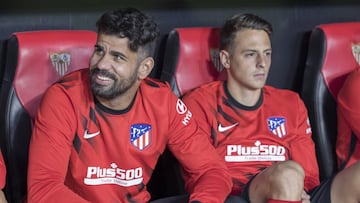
[[319, 22, 360, 99], [161, 27, 226, 97], [13, 30, 96, 118]]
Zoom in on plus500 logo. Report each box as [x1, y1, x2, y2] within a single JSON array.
[[227, 141, 286, 156], [86, 164, 142, 180]]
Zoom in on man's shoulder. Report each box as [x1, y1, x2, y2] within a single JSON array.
[[343, 68, 360, 89], [143, 77, 169, 88], [57, 68, 88, 86], [48, 68, 90, 97], [141, 77, 174, 95], [184, 80, 222, 98], [140, 77, 179, 100], [263, 85, 301, 100]]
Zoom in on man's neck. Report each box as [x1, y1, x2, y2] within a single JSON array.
[[96, 85, 139, 111], [227, 83, 262, 107]]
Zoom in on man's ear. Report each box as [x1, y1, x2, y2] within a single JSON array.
[[219, 50, 231, 69], [138, 57, 154, 79]]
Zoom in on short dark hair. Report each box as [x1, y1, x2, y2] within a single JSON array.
[[220, 13, 272, 51], [96, 8, 160, 58]]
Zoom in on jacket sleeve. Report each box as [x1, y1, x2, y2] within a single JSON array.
[[181, 91, 214, 143], [166, 94, 232, 203], [0, 152, 6, 189], [27, 86, 89, 203], [289, 95, 320, 191]]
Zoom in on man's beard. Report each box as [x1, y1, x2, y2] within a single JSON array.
[[90, 67, 138, 100]]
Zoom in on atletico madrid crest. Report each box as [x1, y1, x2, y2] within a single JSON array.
[[267, 117, 287, 138], [130, 124, 152, 150]]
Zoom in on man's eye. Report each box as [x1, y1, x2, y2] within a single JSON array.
[[115, 55, 125, 61], [94, 48, 104, 55]]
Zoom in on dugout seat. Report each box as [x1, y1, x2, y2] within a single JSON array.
[[301, 22, 360, 180], [159, 27, 225, 198], [0, 30, 97, 203], [160, 27, 226, 97], [160, 27, 246, 203]]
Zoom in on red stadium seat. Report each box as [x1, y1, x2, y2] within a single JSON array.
[[0, 30, 97, 203], [161, 27, 226, 97], [156, 27, 225, 200], [301, 22, 360, 180]]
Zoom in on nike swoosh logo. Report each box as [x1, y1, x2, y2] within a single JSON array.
[[218, 123, 238, 133], [84, 130, 100, 139]]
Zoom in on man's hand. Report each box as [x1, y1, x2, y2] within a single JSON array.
[[0, 190, 7, 203], [301, 190, 310, 203]]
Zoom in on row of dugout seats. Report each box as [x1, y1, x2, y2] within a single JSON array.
[[0, 22, 359, 202]]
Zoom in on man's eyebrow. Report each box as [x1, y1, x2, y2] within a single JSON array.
[[110, 50, 128, 60], [94, 44, 103, 50], [242, 49, 257, 53], [242, 48, 272, 53]]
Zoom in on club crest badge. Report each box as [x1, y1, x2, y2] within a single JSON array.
[[130, 124, 152, 150], [210, 48, 224, 72], [352, 43, 360, 66], [50, 52, 71, 76], [267, 117, 287, 138]]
